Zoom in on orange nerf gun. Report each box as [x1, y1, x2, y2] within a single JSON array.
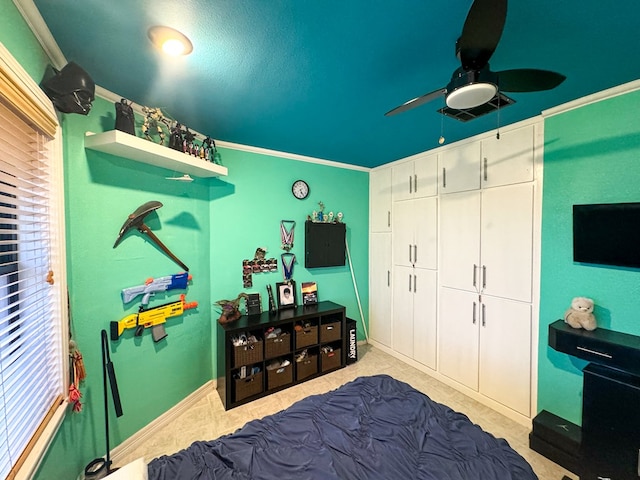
[[110, 294, 198, 342]]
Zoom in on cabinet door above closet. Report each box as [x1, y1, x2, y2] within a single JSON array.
[[481, 124, 535, 188], [392, 153, 438, 201], [439, 141, 481, 194], [370, 167, 392, 232], [392, 197, 437, 270]]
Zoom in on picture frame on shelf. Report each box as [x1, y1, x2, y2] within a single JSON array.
[[301, 281, 318, 305], [276, 281, 296, 309]]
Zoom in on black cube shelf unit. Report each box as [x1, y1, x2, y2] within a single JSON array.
[[216, 301, 347, 410]]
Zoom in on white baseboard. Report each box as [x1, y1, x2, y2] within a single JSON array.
[[110, 380, 216, 466]]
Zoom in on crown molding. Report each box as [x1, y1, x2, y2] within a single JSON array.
[[542, 79, 640, 118], [12, 0, 66, 69]]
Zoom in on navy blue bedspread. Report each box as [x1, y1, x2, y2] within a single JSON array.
[[147, 375, 537, 479]]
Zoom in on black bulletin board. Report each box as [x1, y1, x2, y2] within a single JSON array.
[[304, 221, 346, 268]]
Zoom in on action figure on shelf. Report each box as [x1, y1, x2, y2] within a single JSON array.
[[141, 106, 171, 144], [215, 293, 248, 325], [201, 136, 215, 162], [114, 98, 135, 135], [168, 122, 184, 151], [182, 127, 196, 154]]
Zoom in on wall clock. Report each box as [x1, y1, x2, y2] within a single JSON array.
[[292, 179, 310, 199]]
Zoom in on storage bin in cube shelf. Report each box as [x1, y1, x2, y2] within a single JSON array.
[[296, 354, 318, 381], [295, 325, 318, 348], [320, 321, 341, 343], [234, 372, 263, 402], [233, 339, 263, 368], [321, 347, 341, 372], [265, 332, 291, 359], [267, 361, 293, 390]]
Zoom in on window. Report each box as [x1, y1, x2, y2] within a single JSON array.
[[0, 44, 67, 480]]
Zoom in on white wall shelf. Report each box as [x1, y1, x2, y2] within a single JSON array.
[[85, 130, 228, 178]]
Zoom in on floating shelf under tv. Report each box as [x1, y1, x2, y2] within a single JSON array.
[[85, 130, 228, 178]]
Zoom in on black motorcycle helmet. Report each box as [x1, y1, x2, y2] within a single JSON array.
[[41, 62, 95, 115]]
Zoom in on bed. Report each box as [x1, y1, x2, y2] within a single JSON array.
[[147, 375, 537, 479]]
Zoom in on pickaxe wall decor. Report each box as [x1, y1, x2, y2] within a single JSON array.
[[113, 200, 189, 272]]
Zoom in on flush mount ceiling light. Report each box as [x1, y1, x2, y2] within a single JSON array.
[[148, 26, 193, 56], [445, 67, 497, 110]]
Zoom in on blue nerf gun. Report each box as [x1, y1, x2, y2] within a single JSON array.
[[121, 272, 192, 307]]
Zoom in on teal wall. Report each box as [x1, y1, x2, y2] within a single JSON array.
[[1, 3, 369, 478], [208, 147, 370, 349], [538, 88, 640, 425]]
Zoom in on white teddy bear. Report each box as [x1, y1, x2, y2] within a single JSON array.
[[564, 297, 597, 331]]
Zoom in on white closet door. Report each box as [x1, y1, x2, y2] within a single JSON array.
[[369, 233, 392, 347], [370, 167, 392, 232], [391, 161, 414, 202], [413, 153, 438, 198], [439, 141, 481, 194], [439, 191, 481, 292], [392, 200, 414, 267], [413, 268, 437, 369], [479, 296, 532, 416], [413, 196, 438, 270], [438, 286, 479, 390], [480, 183, 534, 302], [481, 124, 534, 188], [392, 265, 414, 358]]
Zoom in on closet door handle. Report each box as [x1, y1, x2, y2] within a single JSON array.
[[414, 174, 417, 193], [387, 270, 390, 287], [387, 211, 391, 228], [408, 244, 412, 263], [482, 303, 486, 327], [473, 264, 477, 287], [472, 302, 477, 324], [482, 265, 487, 289], [442, 167, 447, 188], [409, 175, 412, 194], [408, 274, 412, 292], [413, 245, 417, 264], [483, 157, 488, 182], [413, 274, 417, 293]]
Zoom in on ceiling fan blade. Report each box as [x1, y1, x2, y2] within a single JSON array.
[[385, 88, 447, 116], [458, 0, 507, 71], [497, 69, 566, 92]]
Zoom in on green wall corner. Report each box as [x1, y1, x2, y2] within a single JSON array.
[[538, 88, 640, 425]]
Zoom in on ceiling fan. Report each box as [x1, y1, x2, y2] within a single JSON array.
[[385, 0, 565, 116]]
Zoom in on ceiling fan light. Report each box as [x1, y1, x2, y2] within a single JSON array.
[[446, 83, 497, 110]]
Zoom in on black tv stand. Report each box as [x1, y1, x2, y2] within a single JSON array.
[[530, 321, 640, 479]]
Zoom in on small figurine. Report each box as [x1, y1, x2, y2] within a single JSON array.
[[168, 122, 184, 151], [317, 201, 325, 222], [114, 98, 135, 135], [141, 106, 171, 144], [182, 127, 196, 154], [215, 293, 248, 325]]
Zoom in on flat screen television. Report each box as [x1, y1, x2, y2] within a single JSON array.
[[573, 202, 640, 268]]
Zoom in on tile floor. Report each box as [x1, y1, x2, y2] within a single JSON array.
[[118, 344, 576, 480]]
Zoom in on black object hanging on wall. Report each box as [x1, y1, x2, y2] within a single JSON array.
[[40, 62, 95, 115], [84, 330, 123, 478], [304, 221, 346, 268]]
